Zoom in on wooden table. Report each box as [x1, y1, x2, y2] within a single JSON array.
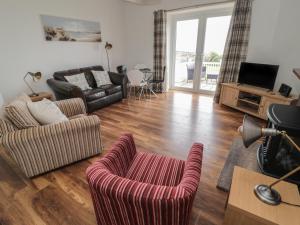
[[224, 166, 300, 225], [30, 92, 54, 102]]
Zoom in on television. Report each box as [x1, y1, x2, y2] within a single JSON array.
[[238, 62, 279, 90]]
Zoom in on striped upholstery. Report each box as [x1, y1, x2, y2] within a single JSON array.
[[0, 118, 17, 138], [5, 95, 40, 129], [1, 98, 102, 177], [86, 134, 203, 225], [55, 98, 86, 117], [126, 152, 185, 186]]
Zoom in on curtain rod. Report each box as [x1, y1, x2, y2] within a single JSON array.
[[165, 0, 235, 13]]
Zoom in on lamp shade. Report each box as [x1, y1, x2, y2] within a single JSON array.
[[28, 72, 42, 81], [238, 115, 263, 147], [239, 115, 282, 147], [105, 42, 112, 50]]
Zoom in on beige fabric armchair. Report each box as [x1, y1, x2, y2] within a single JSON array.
[[0, 98, 103, 177]]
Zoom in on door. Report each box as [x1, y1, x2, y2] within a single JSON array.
[[169, 6, 232, 94]]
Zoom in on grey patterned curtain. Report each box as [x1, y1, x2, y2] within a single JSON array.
[[214, 0, 253, 103], [153, 10, 167, 89]]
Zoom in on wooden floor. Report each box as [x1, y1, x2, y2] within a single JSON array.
[[0, 91, 246, 225]]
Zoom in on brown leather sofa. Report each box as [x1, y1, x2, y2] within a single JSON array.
[[47, 65, 128, 112]]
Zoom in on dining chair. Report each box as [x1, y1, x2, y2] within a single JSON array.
[[127, 70, 147, 100], [149, 66, 166, 93]]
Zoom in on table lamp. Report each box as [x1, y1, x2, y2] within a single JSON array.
[[23, 72, 42, 97], [238, 115, 300, 205], [105, 42, 112, 71]]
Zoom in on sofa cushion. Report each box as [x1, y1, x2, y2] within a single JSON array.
[[100, 85, 122, 95], [27, 98, 69, 125], [0, 118, 17, 137], [92, 70, 112, 87], [53, 66, 105, 88], [65, 73, 91, 90], [125, 152, 185, 186], [5, 94, 40, 129], [83, 88, 106, 102], [81, 66, 104, 88]]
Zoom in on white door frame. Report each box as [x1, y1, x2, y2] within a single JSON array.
[[168, 6, 233, 94]]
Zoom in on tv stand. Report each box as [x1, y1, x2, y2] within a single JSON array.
[[219, 83, 296, 120]]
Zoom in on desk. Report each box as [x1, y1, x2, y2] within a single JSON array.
[[224, 167, 300, 225]]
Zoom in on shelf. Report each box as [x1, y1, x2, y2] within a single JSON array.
[[238, 98, 260, 106], [237, 105, 258, 115]]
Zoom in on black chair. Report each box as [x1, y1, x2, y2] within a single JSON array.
[[186, 63, 195, 81], [149, 66, 166, 93]]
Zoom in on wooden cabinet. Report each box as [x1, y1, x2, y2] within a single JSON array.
[[219, 83, 296, 120], [220, 86, 239, 107], [258, 96, 290, 120]]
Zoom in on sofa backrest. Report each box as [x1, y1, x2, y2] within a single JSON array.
[[53, 65, 104, 88]]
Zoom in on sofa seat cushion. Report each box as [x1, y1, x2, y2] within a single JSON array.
[[83, 88, 106, 102], [100, 85, 122, 95], [125, 152, 185, 186]]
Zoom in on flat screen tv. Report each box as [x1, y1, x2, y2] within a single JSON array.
[[238, 62, 279, 90]]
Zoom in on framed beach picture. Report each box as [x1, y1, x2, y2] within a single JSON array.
[[40, 15, 102, 42]]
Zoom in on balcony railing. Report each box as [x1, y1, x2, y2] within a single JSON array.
[[202, 62, 222, 74]]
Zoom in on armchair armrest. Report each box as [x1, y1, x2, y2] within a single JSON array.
[[47, 78, 85, 100], [94, 133, 137, 177], [2, 115, 102, 177], [179, 143, 203, 194], [55, 98, 86, 117], [108, 72, 128, 98]]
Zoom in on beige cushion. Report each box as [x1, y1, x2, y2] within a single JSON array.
[[92, 70, 112, 87], [5, 94, 40, 129], [65, 73, 91, 90], [27, 98, 68, 125], [0, 118, 17, 137]]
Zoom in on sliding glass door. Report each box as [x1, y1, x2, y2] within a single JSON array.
[[169, 6, 232, 94]]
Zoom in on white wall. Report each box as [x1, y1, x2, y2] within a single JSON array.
[[0, 0, 125, 102], [1, 0, 299, 102], [248, 0, 300, 95], [124, 0, 300, 95]]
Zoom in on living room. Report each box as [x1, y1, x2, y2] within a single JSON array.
[[0, 0, 299, 225]]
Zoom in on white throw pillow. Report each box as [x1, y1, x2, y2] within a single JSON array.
[[27, 98, 68, 125], [65, 73, 91, 90], [92, 70, 112, 87]]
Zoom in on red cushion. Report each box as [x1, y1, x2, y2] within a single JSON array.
[[125, 152, 185, 186]]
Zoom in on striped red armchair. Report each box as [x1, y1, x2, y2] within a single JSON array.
[[86, 134, 203, 225]]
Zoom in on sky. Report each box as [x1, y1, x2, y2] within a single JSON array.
[[176, 16, 231, 55]]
